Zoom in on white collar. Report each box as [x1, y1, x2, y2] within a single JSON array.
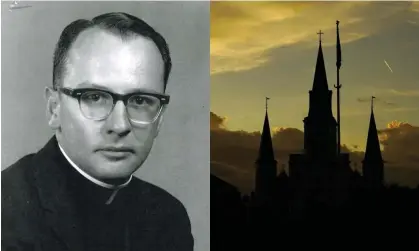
[[57, 143, 132, 190]]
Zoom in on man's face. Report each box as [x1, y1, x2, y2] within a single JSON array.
[[53, 28, 166, 180]]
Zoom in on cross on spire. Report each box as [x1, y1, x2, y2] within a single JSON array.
[[317, 30, 324, 43], [265, 97, 270, 112]]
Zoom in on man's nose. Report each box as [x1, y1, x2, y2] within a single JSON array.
[[105, 101, 131, 137]]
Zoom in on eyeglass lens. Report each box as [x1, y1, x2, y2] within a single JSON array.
[[79, 90, 162, 122]]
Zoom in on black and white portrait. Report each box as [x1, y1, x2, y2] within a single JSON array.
[[1, 2, 210, 251]]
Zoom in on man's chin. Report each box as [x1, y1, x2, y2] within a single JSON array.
[[92, 168, 135, 181], [91, 157, 138, 180]]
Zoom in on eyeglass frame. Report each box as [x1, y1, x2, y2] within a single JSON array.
[[56, 87, 170, 125]]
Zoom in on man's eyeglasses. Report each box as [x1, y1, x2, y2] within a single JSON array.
[[57, 87, 170, 125]]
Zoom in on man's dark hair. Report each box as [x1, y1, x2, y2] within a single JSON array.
[[52, 12, 171, 91]]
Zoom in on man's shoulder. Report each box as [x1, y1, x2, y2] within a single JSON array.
[[2, 153, 36, 190], [127, 177, 194, 250], [127, 176, 192, 228], [2, 153, 38, 209], [129, 176, 187, 212], [2, 154, 43, 244]]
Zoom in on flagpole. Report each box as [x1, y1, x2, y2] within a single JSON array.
[[334, 20, 342, 157]]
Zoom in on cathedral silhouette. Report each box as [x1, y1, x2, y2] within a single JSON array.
[[211, 25, 419, 250], [251, 31, 383, 214]]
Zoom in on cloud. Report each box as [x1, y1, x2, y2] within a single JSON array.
[[210, 111, 363, 192], [386, 120, 409, 129], [387, 89, 419, 97], [211, 2, 411, 75], [211, 114, 306, 192], [271, 127, 304, 152], [378, 121, 419, 185], [210, 111, 228, 130], [356, 121, 419, 186], [211, 112, 419, 192]]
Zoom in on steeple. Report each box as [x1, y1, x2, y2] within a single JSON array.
[[363, 97, 383, 163], [256, 111, 275, 164], [256, 98, 276, 164], [255, 98, 277, 200], [312, 30, 329, 92], [362, 96, 384, 187], [303, 30, 337, 159]]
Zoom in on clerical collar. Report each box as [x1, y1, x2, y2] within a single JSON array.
[[58, 143, 133, 191]]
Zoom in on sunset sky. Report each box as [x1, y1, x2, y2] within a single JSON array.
[[210, 1, 419, 192]]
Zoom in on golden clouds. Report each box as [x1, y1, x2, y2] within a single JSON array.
[[210, 2, 301, 74], [379, 122, 419, 181], [211, 112, 419, 191], [379, 120, 409, 142], [211, 2, 413, 75], [387, 120, 410, 129], [272, 126, 287, 134], [210, 111, 228, 130], [211, 2, 368, 75]]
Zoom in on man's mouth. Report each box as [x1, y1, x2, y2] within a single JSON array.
[[97, 147, 134, 159]]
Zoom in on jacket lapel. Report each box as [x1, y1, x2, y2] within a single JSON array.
[[32, 136, 84, 251]]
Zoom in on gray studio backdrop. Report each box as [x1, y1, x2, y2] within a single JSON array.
[[1, 1, 210, 250]]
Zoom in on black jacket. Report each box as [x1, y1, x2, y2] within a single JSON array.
[[2, 136, 194, 251]]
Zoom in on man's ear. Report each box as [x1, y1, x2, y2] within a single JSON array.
[[45, 87, 61, 130]]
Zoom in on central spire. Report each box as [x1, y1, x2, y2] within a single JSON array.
[[312, 30, 329, 92], [304, 30, 337, 158]]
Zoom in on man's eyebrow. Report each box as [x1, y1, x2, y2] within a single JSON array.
[[75, 81, 163, 94]]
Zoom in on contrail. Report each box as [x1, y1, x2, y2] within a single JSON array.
[[384, 60, 393, 73]]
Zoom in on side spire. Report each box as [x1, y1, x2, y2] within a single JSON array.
[[364, 96, 382, 161], [257, 97, 275, 163], [254, 97, 277, 201], [362, 96, 384, 187], [312, 30, 329, 92]]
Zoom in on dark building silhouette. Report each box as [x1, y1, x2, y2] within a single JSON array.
[[210, 174, 246, 251], [211, 30, 419, 250]]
